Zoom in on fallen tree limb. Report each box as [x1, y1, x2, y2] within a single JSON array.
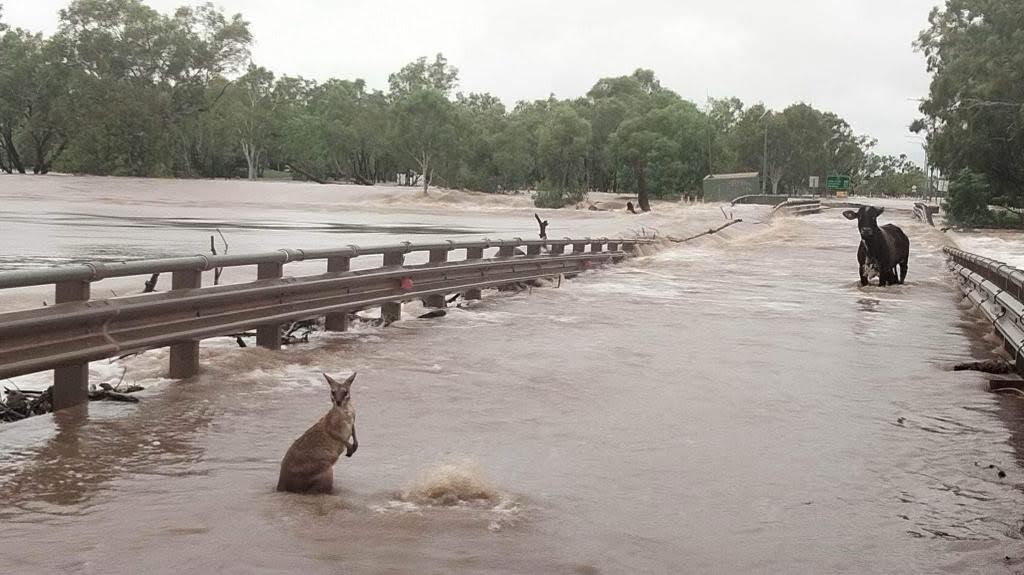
[[286, 163, 328, 184], [2, 380, 144, 423], [667, 219, 743, 243], [954, 359, 1014, 374]]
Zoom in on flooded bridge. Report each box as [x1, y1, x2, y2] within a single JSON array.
[[2, 178, 1023, 574]]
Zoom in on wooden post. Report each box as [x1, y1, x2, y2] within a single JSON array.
[[382, 252, 404, 324], [498, 245, 515, 257], [256, 262, 284, 349], [465, 247, 484, 300], [53, 280, 90, 411], [424, 249, 448, 309], [527, 244, 542, 256], [169, 269, 202, 378], [607, 242, 619, 252], [325, 256, 351, 332], [590, 241, 603, 253], [573, 242, 587, 254], [550, 244, 565, 255]]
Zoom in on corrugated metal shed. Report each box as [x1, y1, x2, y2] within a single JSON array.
[[702, 172, 762, 203]]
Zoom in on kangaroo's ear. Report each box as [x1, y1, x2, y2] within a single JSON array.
[[842, 210, 858, 220], [342, 372, 356, 389], [324, 373, 339, 386]]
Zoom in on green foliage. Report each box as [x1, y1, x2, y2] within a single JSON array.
[[535, 104, 590, 206], [944, 169, 993, 227], [388, 53, 458, 98], [390, 87, 458, 193], [532, 187, 586, 209], [0, 0, 880, 210], [915, 0, 1024, 215], [860, 154, 926, 197]]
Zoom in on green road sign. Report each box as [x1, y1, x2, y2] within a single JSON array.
[[826, 175, 851, 191]]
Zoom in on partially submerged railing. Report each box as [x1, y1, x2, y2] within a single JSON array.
[[731, 194, 790, 206], [772, 198, 822, 217], [914, 202, 939, 226], [0, 237, 654, 410], [945, 247, 1024, 377]]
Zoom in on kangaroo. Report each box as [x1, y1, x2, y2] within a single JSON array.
[[277, 373, 358, 494]]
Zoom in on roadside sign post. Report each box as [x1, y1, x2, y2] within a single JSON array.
[[826, 175, 851, 197]]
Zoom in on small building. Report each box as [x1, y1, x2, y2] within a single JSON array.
[[702, 172, 761, 203]]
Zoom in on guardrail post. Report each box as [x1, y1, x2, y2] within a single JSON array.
[[590, 240, 603, 253], [550, 243, 565, 255], [498, 244, 515, 257], [168, 270, 202, 378], [256, 262, 284, 349], [382, 252, 404, 323], [465, 247, 484, 300], [527, 244, 542, 256], [325, 256, 351, 332], [573, 241, 587, 254], [424, 249, 448, 308], [53, 280, 91, 411], [607, 241, 619, 252]]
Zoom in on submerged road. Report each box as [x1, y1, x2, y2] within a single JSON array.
[[1, 179, 1023, 574]]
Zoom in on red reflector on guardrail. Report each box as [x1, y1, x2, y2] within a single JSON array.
[[400, 277, 414, 291]]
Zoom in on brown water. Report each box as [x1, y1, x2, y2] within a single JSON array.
[[2, 177, 1024, 574]]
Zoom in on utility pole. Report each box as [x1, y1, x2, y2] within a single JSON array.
[[760, 110, 769, 194]]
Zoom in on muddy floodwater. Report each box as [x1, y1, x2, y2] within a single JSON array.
[[2, 176, 1024, 574]]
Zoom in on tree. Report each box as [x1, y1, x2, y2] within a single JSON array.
[[391, 88, 458, 194], [535, 104, 590, 207], [915, 0, 1024, 215], [54, 0, 250, 176], [945, 169, 993, 226], [229, 65, 276, 180], [610, 101, 705, 210], [860, 154, 926, 197], [388, 53, 458, 98]]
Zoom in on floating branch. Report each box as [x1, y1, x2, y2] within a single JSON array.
[[668, 219, 744, 243]]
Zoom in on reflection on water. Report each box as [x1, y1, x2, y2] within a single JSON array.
[[2, 178, 1024, 573]]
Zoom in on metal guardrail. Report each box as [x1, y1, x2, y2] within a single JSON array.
[[945, 246, 1024, 377], [0, 237, 653, 411], [772, 198, 822, 217], [731, 194, 790, 206], [914, 202, 939, 226]]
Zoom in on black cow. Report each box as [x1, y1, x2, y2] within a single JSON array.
[[842, 206, 909, 287]]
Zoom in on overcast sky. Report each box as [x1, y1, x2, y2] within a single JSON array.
[[4, 0, 939, 166]]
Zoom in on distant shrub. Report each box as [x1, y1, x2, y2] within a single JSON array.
[[532, 186, 587, 209]]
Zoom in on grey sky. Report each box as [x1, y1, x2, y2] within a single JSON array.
[[5, 0, 938, 166]]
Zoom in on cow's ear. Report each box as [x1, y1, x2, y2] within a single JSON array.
[[842, 210, 858, 220], [876, 206, 884, 216]]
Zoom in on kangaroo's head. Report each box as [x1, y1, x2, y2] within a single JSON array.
[[843, 205, 884, 240], [324, 372, 356, 407]]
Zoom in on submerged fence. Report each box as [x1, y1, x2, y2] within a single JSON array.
[[0, 237, 654, 410], [945, 247, 1024, 377]]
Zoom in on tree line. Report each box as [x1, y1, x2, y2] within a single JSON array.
[[914, 0, 1024, 227], [0, 0, 920, 208]]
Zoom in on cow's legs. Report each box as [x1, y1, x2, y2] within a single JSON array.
[[858, 247, 868, 286], [898, 259, 908, 284]]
